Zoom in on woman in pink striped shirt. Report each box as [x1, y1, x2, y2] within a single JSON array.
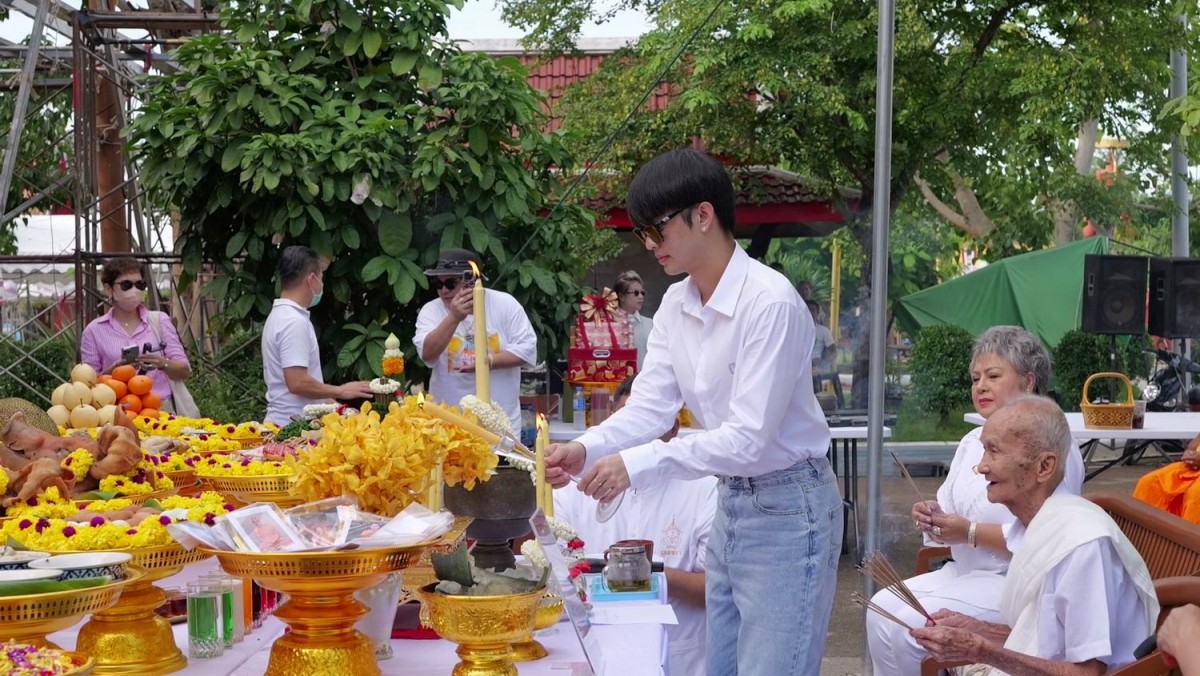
[[79, 259, 192, 411]]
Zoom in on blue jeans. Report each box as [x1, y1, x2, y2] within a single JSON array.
[[705, 458, 842, 675]]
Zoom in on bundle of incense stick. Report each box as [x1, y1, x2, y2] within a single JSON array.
[[850, 591, 913, 630], [890, 450, 929, 504], [858, 552, 937, 625]]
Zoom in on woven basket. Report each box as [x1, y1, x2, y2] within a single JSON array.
[[1080, 372, 1135, 429]]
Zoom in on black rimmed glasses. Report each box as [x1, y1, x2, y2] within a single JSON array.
[[623, 290, 646, 297], [632, 204, 692, 245], [116, 280, 148, 291]]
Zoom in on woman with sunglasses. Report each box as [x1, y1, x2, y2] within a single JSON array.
[[613, 271, 654, 370], [80, 258, 192, 411]]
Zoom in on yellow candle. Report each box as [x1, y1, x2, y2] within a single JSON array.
[[538, 415, 553, 517], [433, 462, 444, 512], [469, 261, 490, 402], [535, 414, 547, 512], [419, 393, 503, 446]]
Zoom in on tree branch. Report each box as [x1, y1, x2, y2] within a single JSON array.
[[915, 153, 996, 238], [974, 0, 1028, 60]]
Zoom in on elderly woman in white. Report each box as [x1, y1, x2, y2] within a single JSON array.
[[866, 326, 1085, 675]]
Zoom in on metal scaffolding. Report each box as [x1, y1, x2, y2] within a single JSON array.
[[0, 2, 260, 406]]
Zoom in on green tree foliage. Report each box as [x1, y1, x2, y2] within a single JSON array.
[[908, 324, 974, 422], [1052, 330, 1148, 411], [500, 0, 1191, 265], [129, 0, 621, 382]]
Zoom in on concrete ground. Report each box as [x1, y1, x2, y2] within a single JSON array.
[[819, 451, 1150, 676]]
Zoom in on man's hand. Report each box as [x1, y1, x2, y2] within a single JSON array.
[[578, 455, 630, 503], [1158, 603, 1200, 667], [1183, 436, 1200, 470], [336, 381, 373, 400], [448, 287, 473, 321], [545, 442, 585, 487], [910, 625, 984, 663]]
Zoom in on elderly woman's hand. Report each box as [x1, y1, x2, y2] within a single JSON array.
[[911, 500, 941, 533], [928, 511, 971, 545]]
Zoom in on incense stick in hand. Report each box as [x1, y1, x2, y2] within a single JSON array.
[[890, 450, 929, 504], [858, 552, 937, 625], [851, 591, 914, 630]]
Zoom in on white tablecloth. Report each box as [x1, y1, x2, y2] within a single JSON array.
[[46, 559, 667, 676], [964, 411, 1200, 441]]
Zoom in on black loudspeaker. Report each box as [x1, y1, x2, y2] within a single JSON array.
[[1148, 257, 1200, 338], [1081, 254, 1148, 335]]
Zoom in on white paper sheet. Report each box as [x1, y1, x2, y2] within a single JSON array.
[[588, 604, 678, 626]]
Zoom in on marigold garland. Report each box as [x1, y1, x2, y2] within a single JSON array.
[[0, 470, 9, 496], [194, 454, 294, 477], [60, 449, 96, 478]]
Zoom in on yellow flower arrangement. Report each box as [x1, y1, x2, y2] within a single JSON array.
[[132, 413, 278, 453], [292, 398, 497, 517], [0, 469, 8, 496], [60, 448, 96, 478], [156, 453, 200, 472], [0, 492, 235, 551], [382, 356, 405, 377], [5, 486, 76, 519], [84, 498, 134, 512], [194, 454, 294, 477]]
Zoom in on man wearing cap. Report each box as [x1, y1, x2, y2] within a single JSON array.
[[413, 249, 537, 432]]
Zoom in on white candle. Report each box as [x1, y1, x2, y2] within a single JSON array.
[[469, 261, 490, 402]]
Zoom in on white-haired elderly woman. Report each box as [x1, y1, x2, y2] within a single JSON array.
[[866, 326, 1085, 675]]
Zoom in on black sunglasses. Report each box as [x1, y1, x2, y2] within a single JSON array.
[[633, 205, 692, 245], [431, 277, 460, 291], [115, 280, 148, 291], [623, 290, 646, 297]]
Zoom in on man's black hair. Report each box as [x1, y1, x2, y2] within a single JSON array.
[[278, 245, 321, 288], [626, 149, 736, 237]]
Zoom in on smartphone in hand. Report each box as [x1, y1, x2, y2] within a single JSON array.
[[121, 345, 140, 363]]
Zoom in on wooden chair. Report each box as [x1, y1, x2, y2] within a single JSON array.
[[917, 493, 1200, 676]]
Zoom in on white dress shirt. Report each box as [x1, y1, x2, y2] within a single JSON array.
[[413, 288, 537, 432], [555, 477, 716, 676], [628, 310, 653, 370], [576, 246, 831, 488], [262, 299, 325, 427]]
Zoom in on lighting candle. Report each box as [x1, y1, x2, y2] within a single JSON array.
[[535, 414, 547, 512], [538, 414, 554, 518], [469, 261, 490, 402]]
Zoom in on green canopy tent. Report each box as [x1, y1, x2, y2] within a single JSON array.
[[893, 237, 1110, 348]]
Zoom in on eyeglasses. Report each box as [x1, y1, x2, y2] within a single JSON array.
[[431, 277, 460, 291], [622, 290, 646, 297], [115, 280, 148, 291], [633, 205, 692, 245]]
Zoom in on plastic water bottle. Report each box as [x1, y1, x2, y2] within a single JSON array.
[[573, 387, 587, 430]]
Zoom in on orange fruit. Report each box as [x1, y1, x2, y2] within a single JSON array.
[[106, 380, 128, 399], [112, 365, 136, 382], [127, 375, 152, 396], [97, 374, 113, 385], [119, 394, 143, 414], [141, 392, 162, 410], [139, 408, 159, 420]]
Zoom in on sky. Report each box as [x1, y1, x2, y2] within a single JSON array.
[[0, 0, 650, 45]]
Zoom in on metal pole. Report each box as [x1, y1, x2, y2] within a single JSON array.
[[863, 0, 896, 672], [1170, 18, 1191, 386], [0, 0, 52, 219]]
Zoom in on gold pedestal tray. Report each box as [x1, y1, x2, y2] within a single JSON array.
[[203, 545, 428, 676], [417, 583, 544, 676], [511, 593, 565, 662], [199, 474, 300, 508], [74, 545, 211, 675], [0, 570, 140, 648]]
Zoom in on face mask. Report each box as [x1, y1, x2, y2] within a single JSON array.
[[113, 286, 142, 313], [308, 276, 323, 308]]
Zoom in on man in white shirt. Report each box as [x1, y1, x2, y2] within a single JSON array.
[[261, 245, 372, 426], [912, 396, 1158, 675], [413, 249, 537, 432], [555, 376, 715, 676], [545, 149, 840, 675]]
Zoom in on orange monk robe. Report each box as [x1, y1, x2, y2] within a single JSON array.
[[1134, 434, 1200, 523]]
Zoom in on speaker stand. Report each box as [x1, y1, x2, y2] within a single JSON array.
[[1108, 335, 1120, 403]]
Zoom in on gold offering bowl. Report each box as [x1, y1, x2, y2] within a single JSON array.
[[74, 544, 211, 675], [0, 569, 141, 649], [199, 473, 300, 508], [400, 515, 473, 605], [417, 583, 545, 676], [204, 545, 427, 676], [510, 592, 565, 662]]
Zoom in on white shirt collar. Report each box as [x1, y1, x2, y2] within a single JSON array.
[[682, 245, 748, 319], [273, 298, 309, 316]]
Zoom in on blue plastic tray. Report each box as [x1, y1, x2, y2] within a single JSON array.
[[588, 573, 661, 602]]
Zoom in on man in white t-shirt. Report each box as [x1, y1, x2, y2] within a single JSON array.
[[413, 249, 537, 431], [554, 375, 715, 676], [261, 246, 372, 426]]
